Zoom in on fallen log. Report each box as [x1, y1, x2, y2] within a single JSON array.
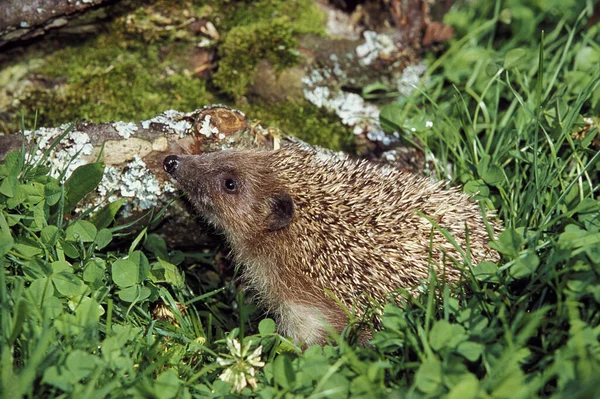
[[0, 105, 269, 249]]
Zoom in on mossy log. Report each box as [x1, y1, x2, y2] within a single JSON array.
[[0, 105, 272, 249]]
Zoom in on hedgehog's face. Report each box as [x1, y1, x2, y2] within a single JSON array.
[[163, 150, 294, 237]]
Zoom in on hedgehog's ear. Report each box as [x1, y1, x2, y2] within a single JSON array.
[[266, 192, 294, 231]]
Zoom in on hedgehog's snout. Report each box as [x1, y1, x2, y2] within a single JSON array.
[[163, 155, 180, 175]]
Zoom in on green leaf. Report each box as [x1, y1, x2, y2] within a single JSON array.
[[44, 181, 62, 206], [379, 104, 404, 132], [66, 350, 98, 381], [13, 241, 43, 259], [559, 225, 600, 256], [83, 259, 106, 283], [28, 202, 46, 232], [129, 250, 150, 282], [26, 277, 55, 305], [7, 299, 28, 345], [51, 260, 72, 274], [150, 258, 184, 288], [7, 182, 45, 208], [90, 199, 125, 229], [0, 175, 19, 197], [75, 296, 104, 325], [26, 182, 45, 204], [510, 251, 539, 279], [58, 239, 80, 259], [447, 374, 479, 399], [22, 259, 48, 280], [456, 306, 489, 335], [0, 230, 13, 257], [573, 198, 600, 215], [574, 46, 600, 71], [259, 318, 276, 334], [3, 151, 25, 176], [40, 225, 60, 246], [65, 220, 97, 243], [503, 48, 528, 69], [111, 258, 140, 288], [463, 180, 490, 197], [456, 341, 484, 361], [117, 285, 152, 303], [362, 82, 390, 97], [52, 271, 87, 297], [490, 363, 525, 398], [0, 213, 14, 257], [472, 261, 499, 283], [482, 165, 503, 187], [414, 358, 443, 394], [42, 366, 73, 392], [94, 228, 113, 250], [144, 234, 169, 260], [63, 162, 105, 214], [492, 228, 523, 257], [155, 369, 183, 399], [29, 165, 52, 182], [6, 184, 27, 209], [42, 296, 64, 318], [429, 320, 467, 351], [477, 155, 504, 186], [273, 354, 295, 389]]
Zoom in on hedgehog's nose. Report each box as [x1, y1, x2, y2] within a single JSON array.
[[163, 155, 180, 174]]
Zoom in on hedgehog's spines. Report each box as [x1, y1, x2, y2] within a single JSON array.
[[164, 143, 500, 345]]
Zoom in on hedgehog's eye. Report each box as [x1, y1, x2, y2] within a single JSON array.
[[222, 178, 238, 193]]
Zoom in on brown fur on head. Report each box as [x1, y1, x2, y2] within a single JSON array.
[[164, 151, 295, 241]]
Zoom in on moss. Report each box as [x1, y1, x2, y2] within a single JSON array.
[[207, 0, 325, 98], [6, 0, 328, 133], [15, 35, 215, 128], [212, 17, 300, 99], [114, 0, 201, 44], [203, 0, 325, 34], [241, 98, 353, 151]]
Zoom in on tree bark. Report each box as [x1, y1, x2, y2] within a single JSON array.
[[0, 105, 260, 249], [0, 0, 110, 47]]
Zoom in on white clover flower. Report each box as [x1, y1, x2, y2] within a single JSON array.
[[217, 338, 265, 393]]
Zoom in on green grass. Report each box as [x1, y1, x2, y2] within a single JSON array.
[[1, 0, 599, 398]]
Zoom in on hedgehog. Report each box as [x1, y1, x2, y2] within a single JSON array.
[[163, 142, 500, 345]]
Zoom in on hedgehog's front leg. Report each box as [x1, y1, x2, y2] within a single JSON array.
[[276, 299, 349, 346]]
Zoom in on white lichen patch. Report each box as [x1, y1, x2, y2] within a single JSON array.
[[141, 109, 191, 138], [301, 69, 326, 87], [322, 4, 359, 40], [23, 121, 178, 217], [330, 53, 345, 78], [96, 156, 177, 215], [356, 31, 396, 66], [301, 37, 404, 145], [199, 114, 219, 138], [23, 125, 94, 180], [381, 149, 397, 163], [112, 121, 138, 139], [303, 85, 392, 143], [396, 63, 428, 97], [302, 85, 330, 108]]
